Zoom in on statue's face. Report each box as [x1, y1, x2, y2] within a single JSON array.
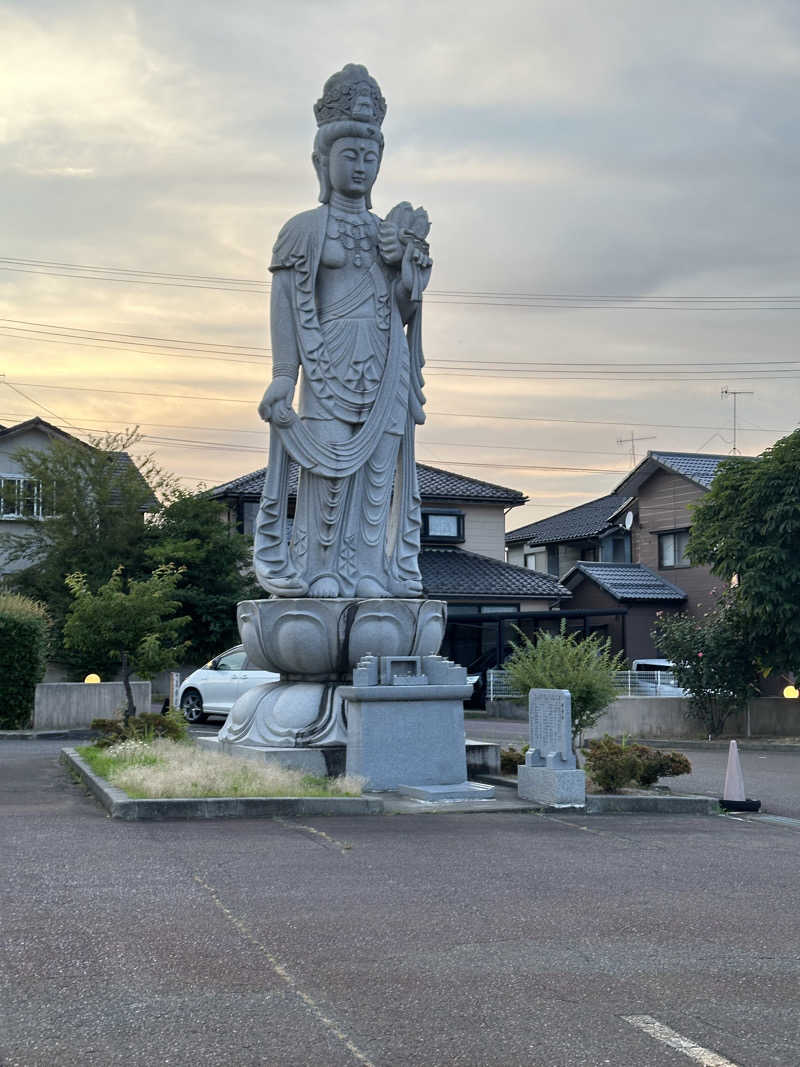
[[328, 137, 380, 199]]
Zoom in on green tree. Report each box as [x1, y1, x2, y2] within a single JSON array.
[[63, 565, 189, 721], [504, 622, 624, 755], [145, 491, 259, 663], [6, 429, 176, 666], [652, 595, 760, 736], [688, 430, 800, 677]]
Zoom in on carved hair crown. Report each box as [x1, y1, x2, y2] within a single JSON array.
[[314, 64, 386, 128]]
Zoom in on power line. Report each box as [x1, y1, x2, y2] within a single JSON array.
[[5, 256, 800, 310], [5, 255, 800, 303], [4, 379, 787, 435], [5, 324, 800, 381]]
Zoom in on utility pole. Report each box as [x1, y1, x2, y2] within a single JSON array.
[[617, 431, 656, 467], [720, 387, 754, 455]]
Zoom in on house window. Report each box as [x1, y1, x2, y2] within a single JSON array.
[[524, 547, 547, 571], [659, 529, 690, 568], [242, 500, 259, 536], [421, 510, 464, 543], [600, 531, 631, 563], [0, 476, 50, 520]]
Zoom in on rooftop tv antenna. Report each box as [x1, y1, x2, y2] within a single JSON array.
[[617, 431, 656, 466], [720, 387, 754, 455]]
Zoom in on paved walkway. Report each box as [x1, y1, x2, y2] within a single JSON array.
[[2, 738, 800, 1066]]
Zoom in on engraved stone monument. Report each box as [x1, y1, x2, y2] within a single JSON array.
[[200, 65, 492, 798], [517, 689, 586, 807]]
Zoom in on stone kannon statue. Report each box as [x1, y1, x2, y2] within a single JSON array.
[[254, 63, 432, 600], [216, 66, 452, 757]]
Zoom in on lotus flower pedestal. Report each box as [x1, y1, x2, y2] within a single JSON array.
[[197, 597, 494, 797]]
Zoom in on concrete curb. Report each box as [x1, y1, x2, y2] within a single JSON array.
[[61, 747, 384, 820], [475, 775, 718, 815], [586, 793, 718, 815], [1, 729, 96, 741]]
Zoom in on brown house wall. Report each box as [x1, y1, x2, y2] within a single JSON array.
[[565, 577, 685, 662], [634, 468, 720, 616]]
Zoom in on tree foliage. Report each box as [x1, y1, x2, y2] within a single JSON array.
[[688, 430, 800, 675], [652, 595, 760, 736], [63, 565, 189, 720], [504, 622, 624, 750], [6, 429, 176, 663], [145, 491, 259, 662]]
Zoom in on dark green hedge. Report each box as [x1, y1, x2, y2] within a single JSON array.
[[0, 594, 51, 729]]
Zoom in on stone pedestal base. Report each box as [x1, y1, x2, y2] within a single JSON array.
[[197, 737, 345, 777], [396, 782, 496, 801], [517, 766, 586, 808], [341, 678, 473, 791]]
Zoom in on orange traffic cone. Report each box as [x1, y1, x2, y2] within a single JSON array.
[[719, 740, 760, 812]]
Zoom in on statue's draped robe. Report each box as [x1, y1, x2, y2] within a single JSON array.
[[254, 205, 426, 597]]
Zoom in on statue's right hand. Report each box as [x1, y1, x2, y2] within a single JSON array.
[[258, 376, 295, 423]]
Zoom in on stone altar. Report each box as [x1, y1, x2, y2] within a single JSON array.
[[214, 65, 485, 795], [517, 689, 586, 807]]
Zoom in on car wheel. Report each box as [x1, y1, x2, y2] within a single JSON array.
[[181, 690, 207, 723]]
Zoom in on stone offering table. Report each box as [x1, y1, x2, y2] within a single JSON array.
[[341, 654, 495, 799], [517, 689, 586, 808]]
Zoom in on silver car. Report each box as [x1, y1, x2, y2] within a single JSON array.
[[178, 645, 279, 723]]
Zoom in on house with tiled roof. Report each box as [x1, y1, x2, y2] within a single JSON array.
[[505, 450, 754, 661], [209, 461, 569, 614], [505, 492, 629, 575], [0, 417, 156, 576], [560, 562, 687, 663]]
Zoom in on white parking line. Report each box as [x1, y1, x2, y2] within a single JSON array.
[[623, 1015, 740, 1066]]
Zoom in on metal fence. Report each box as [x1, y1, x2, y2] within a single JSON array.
[[612, 670, 685, 697], [486, 669, 524, 701], [485, 668, 685, 701]]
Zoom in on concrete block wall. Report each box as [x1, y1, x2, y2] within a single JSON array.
[[583, 696, 800, 740], [33, 682, 152, 730]]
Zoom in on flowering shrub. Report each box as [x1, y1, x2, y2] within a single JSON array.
[[652, 593, 760, 736]]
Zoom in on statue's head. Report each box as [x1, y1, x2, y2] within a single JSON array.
[[312, 64, 385, 207]]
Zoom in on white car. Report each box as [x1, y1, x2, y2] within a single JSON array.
[[178, 645, 279, 723]]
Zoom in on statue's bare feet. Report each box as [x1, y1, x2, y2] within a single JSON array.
[[309, 576, 340, 597], [356, 577, 391, 597]]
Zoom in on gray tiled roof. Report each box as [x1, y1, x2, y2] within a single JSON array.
[[420, 547, 570, 600], [563, 562, 686, 602], [649, 451, 734, 489], [209, 462, 526, 504], [505, 493, 627, 546]]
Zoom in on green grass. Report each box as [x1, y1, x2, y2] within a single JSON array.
[[76, 739, 365, 799]]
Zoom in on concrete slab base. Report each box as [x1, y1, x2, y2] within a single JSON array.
[[196, 737, 345, 776], [396, 781, 496, 801], [518, 766, 586, 807]]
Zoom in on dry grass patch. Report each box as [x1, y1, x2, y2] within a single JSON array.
[[77, 739, 365, 799]]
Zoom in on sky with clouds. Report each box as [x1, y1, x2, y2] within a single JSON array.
[[3, 0, 799, 530]]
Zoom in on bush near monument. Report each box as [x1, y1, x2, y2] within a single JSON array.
[[652, 594, 760, 736], [0, 593, 50, 729], [505, 621, 624, 753], [583, 736, 692, 793], [90, 706, 188, 748]]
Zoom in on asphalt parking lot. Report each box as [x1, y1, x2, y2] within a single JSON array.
[[2, 737, 800, 1066]]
